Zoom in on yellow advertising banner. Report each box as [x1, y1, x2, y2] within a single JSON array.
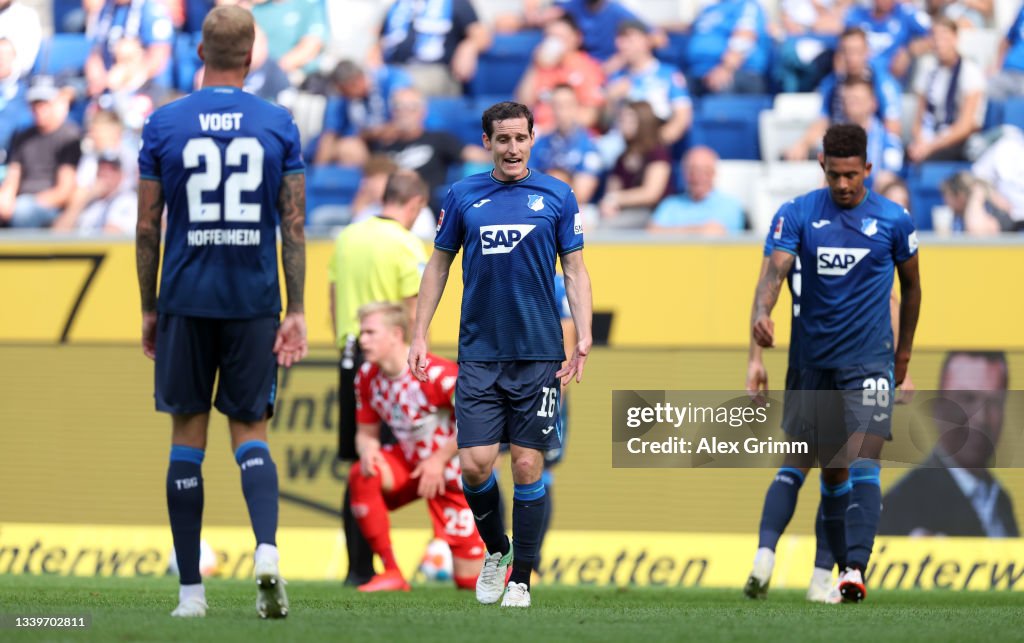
[[2, 523, 1023, 591], [1, 240, 1023, 348]]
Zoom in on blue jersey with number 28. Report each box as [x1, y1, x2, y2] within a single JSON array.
[[139, 86, 304, 319], [434, 169, 583, 362]]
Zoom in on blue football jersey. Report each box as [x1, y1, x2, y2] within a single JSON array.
[[1005, 6, 1024, 72], [139, 86, 305, 318], [774, 189, 918, 369], [763, 209, 801, 368], [434, 169, 583, 361]]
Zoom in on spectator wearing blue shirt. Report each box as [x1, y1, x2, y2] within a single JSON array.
[[371, 0, 491, 96], [786, 28, 902, 161], [315, 60, 412, 166], [552, 0, 648, 64], [85, 0, 175, 96], [647, 146, 744, 235], [845, 0, 931, 80], [532, 84, 603, 205], [685, 0, 769, 96], [842, 76, 904, 190], [606, 20, 692, 146], [989, 4, 1024, 101]]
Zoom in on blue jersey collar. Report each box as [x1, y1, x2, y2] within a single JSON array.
[[489, 168, 532, 185]]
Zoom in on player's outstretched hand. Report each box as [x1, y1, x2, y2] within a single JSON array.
[[141, 311, 157, 360], [746, 359, 769, 401], [274, 312, 308, 368], [412, 457, 446, 500], [408, 336, 429, 382], [752, 314, 775, 348], [557, 338, 592, 385]]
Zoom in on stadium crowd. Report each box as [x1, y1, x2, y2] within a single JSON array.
[[1, 0, 1024, 235]]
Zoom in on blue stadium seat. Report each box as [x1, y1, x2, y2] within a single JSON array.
[[466, 31, 543, 98], [654, 31, 688, 69], [689, 94, 772, 160], [424, 96, 490, 146], [173, 32, 203, 93], [32, 34, 91, 75], [1001, 97, 1024, 130], [984, 99, 1005, 130], [907, 161, 971, 231], [305, 165, 362, 223]]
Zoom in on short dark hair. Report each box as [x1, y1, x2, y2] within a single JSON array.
[[840, 26, 868, 43], [551, 11, 580, 34], [822, 123, 867, 161], [940, 351, 1009, 390], [382, 169, 429, 206], [481, 101, 533, 137], [616, 18, 648, 36], [841, 75, 875, 96], [331, 60, 363, 85], [933, 15, 958, 34]]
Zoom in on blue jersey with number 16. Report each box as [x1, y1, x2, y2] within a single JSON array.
[[139, 86, 304, 319]]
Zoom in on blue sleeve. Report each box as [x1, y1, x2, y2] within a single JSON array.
[[452, 0, 479, 30], [667, 65, 691, 107], [876, 71, 902, 122], [774, 201, 801, 255], [1010, 8, 1024, 44], [902, 4, 931, 39], [282, 114, 305, 174], [554, 274, 571, 319], [385, 66, 413, 94], [763, 207, 783, 256], [557, 188, 583, 255], [141, 1, 175, 47], [892, 210, 918, 264], [433, 188, 464, 252], [881, 133, 904, 174], [138, 113, 161, 180], [578, 138, 603, 177], [818, 75, 835, 117], [322, 97, 346, 135]]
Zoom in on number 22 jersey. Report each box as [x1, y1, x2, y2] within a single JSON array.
[[138, 86, 304, 319]]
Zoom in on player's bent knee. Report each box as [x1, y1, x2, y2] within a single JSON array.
[[510, 451, 544, 485]]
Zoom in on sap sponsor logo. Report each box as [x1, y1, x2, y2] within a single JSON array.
[[816, 247, 870, 275], [480, 224, 535, 254], [174, 477, 199, 490], [240, 457, 264, 471], [527, 194, 545, 211], [574, 212, 583, 235]]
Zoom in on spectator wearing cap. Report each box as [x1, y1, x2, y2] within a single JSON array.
[[0, 0, 42, 79], [647, 146, 744, 236], [606, 19, 692, 146], [0, 38, 32, 174], [989, 4, 1024, 101], [370, 0, 491, 96], [685, 0, 770, 96], [85, 0, 175, 97], [908, 17, 986, 162], [844, 0, 931, 80], [250, 0, 328, 75], [70, 153, 137, 234], [314, 60, 412, 167], [0, 77, 82, 228], [515, 12, 605, 133]]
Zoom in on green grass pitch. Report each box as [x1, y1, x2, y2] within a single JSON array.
[[2, 575, 1022, 642]]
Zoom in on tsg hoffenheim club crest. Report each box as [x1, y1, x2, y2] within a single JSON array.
[[527, 195, 545, 211], [861, 217, 878, 237]]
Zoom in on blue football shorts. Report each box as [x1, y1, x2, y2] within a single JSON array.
[[155, 314, 278, 422], [455, 361, 563, 452]]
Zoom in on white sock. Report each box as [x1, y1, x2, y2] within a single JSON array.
[[810, 567, 833, 587], [179, 583, 205, 603], [255, 543, 279, 566], [752, 547, 775, 582]]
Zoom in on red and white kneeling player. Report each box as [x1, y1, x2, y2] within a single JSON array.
[[350, 302, 485, 592]]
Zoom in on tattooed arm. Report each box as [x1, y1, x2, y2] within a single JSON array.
[[136, 178, 164, 359], [751, 249, 795, 349], [273, 172, 308, 367]]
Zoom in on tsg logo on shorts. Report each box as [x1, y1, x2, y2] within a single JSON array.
[[480, 224, 536, 255], [816, 247, 870, 275]]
